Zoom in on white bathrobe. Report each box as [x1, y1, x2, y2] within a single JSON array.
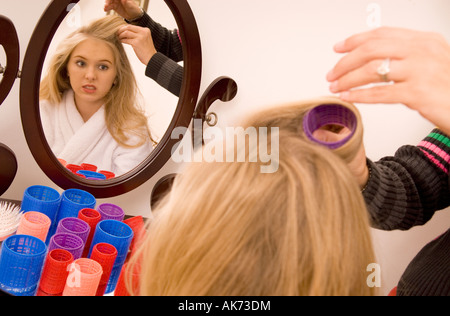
[[40, 90, 153, 176]]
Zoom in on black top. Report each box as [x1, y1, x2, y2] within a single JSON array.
[[127, 12, 184, 97], [363, 129, 450, 296]]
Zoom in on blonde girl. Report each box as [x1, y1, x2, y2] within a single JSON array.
[[128, 100, 377, 296], [40, 15, 156, 175]]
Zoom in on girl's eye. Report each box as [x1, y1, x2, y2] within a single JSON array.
[[75, 60, 85, 67], [99, 64, 109, 71]]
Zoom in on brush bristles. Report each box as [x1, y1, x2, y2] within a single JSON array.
[[0, 201, 23, 238]]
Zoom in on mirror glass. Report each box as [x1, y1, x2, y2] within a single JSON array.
[[0, 45, 6, 85], [39, 0, 181, 178]]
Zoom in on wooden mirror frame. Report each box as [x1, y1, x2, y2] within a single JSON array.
[[20, 0, 202, 198], [0, 15, 20, 106]]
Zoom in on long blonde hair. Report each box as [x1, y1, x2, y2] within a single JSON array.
[[40, 15, 156, 148], [128, 100, 376, 296]]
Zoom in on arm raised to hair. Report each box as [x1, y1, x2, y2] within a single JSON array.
[[363, 129, 450, 230], [127, 11, 183, 62]]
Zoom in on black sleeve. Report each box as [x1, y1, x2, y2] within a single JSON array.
[[145, 52, 183, 97], [363, 129, 450, 231], [126, 12, 184, 97], [130, 11, 183, 62]]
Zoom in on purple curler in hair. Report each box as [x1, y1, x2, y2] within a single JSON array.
[[302, 103, 358, 150]]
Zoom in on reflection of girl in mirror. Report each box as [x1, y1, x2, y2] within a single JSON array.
[[40, 16, 157, 177], [105, 0, 183, 97]]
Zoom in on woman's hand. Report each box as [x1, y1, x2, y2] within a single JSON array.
[[104, 0, 143, 20], [327, 27, 450, 136], [118, 24, 157, 66]]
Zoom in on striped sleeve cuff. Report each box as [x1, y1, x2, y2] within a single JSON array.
[[417, 129, 450, 175], [363, 129, 450, 231], [363, 158, 423, 230]]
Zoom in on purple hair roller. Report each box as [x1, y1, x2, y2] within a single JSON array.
[[302, 103, 358, 149]]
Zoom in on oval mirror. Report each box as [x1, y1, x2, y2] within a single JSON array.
[[20, 0, 202, 198]]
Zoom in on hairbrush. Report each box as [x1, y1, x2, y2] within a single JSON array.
[[0, 201, 22, 241]]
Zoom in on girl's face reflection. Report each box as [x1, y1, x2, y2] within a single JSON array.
[[67, 37, 117, 116]]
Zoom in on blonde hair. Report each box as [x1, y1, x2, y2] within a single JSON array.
[[244, 96, 364, 164], [128, 99, 376, 296], [40, 15, 156, 148]]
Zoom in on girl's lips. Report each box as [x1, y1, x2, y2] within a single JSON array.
[[82, 85, 97, 93]]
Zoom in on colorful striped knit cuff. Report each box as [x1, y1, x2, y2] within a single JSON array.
[[418, 129, 450, 174]]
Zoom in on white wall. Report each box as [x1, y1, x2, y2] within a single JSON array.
[[1, 0, 449, 296], [188, 0, 450, 296]]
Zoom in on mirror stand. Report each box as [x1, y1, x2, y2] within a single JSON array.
[[1, 1, 239, 202], [192, 76, 238, 147], [151, 77, 238, 209], [0, 15, 19, 106], [0, 15, 20, 198]]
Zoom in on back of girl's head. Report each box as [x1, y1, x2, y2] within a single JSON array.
[[130, 102, 376, 296]]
